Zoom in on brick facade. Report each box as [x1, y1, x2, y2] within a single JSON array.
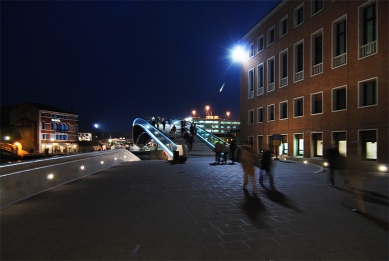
[[239, 0, 388, 164]]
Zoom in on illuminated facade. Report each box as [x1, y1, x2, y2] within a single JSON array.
[[191, 115, 240, 143], [238, 0, 388, 165], [2, 102, 79, 154]]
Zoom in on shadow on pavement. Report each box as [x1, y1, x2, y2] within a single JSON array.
[[240, 189, 268, 228], [262, 187, 304, 213]]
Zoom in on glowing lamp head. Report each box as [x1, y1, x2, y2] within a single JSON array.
[[232, 46, 247, 63]]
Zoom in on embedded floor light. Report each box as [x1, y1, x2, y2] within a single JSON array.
[[47, 174, 54, 179], [80, 166, 85, 170]]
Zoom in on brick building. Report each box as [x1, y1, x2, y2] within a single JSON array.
[[238, 0, 388, 165], [1, 102, 79, 154]]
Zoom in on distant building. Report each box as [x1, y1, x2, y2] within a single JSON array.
[[192, 115, 240, 143], [78, 132, 93, 141], [238, 0, 388, 164], [1, 102, 79, 154]]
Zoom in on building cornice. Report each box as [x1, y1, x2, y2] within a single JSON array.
[[241, 0, 288, 41]]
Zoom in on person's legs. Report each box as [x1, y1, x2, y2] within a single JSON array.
[[243, 172, 249, 190]]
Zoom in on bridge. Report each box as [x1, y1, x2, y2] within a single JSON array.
[[132, 118, 230, 161]]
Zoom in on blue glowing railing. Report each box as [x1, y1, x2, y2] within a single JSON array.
[[132, 118, 177, 158], [189, 123, 229, 149]]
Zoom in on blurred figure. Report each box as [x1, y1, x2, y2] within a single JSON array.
[[259, 148, 275, 190], [241, 142, 259, 198], [340, 142, 371, 213], [326, 143, 343, 186]]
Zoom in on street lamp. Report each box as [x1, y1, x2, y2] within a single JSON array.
[[94, 124, 99, 139], [192, 110, 196, 118], [226, 111, 230, 120], [205, 105, 210, 117], [231, 45, 247, 63]]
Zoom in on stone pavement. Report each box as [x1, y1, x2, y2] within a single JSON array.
[[1, 157, 388, 260]]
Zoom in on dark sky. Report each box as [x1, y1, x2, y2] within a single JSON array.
[[1, 0, 279, 134]]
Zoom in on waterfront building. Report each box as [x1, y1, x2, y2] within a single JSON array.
[[191, 115, 240, 143], [238, 0, 388, 164], [1, 102, 79, 154]]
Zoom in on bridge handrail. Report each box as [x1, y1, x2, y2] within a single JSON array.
[[186, 122, 229, 149], [132, 118, 177, 158]]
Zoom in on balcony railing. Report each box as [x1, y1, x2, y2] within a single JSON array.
[[333, 53, 347, 67], [280, 77, 288, 87], [248, 91, 254, 99], [268, 82, 275, 92], [257, 87, 264, 96], [294, 71, 304, 82], [312, 63, 323, 76], [360, 41, 377, 58]]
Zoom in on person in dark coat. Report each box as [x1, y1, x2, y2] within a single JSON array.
[[327, 143, 343, 186], [229, 138, 237, 165], [259, 149, 275, 190]]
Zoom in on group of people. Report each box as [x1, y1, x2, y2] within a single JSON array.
[[241, 143, 275, 198], [213, 139, 237, 165], [148, 116, 172, 130]]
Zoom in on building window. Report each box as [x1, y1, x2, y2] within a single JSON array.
[[332, 86, 347, 111], [312, 0, 323, 15], [267, 57, 275, 92], [280, 49, 288, 87], [280, 15, 288, 37], [41, 134, 47, 140], [267, 26, 275, 46], [359, 2, 377, 58], [311, 92, 323, 114], [333, 16, 347, 68], [359, 78, 377, 107], [295, 134, 304, 156], [294, 97, 304, 117], [280, 101, 288, 119], [248, 69, 254, 99], [312, 133, 323, 157], [281, 135, 288, 155], [267, 104, 275, 122], [41, 121, 46, 130], [257, 63, 264, 96], [257, 135, 263, 153], [333, 131, 347, 156], [249, 42, 254, 58], [248, 110, 254, 125], [257, 35, 264, 53], [294, 3, 304, 27], [257, 107, 263, 123], [311, 29, 323, 76], [294, 40, 304, 82], [360, 130, 377, 161]]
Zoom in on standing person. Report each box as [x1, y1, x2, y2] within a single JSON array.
[[172, 125, 176, 137], [259, 148, 275, 190], [229, 138, 237, 165], [241, 142, 259, 198], [169, 129, 175, 141], [162, 119, 166, 130], [214, 141, 223, 164], [326, 143, 342, 186], [188, 134, 194, 151]]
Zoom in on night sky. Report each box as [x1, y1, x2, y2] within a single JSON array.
[[1, 1, 279, 134]]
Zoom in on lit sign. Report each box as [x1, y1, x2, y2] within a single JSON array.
[[51, 119, 61, 122]]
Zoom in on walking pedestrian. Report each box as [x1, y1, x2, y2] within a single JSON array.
[[188, 134, 194, 151], [259, 148, 275, 190], [162, 119, 166, 130], [241, 142, 259, 198], [326, 143, 343, 186], [172, 125, 176, 137]]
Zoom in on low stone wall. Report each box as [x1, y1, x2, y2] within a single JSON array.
[[0, 149, 140, 209]]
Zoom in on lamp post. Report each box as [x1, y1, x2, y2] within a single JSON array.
[[94, 124, 99, 139], [226, 111, 230, 120], [205, 105, 210, 117]]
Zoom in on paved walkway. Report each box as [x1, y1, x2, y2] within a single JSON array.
[[1, 157, 388, 260]]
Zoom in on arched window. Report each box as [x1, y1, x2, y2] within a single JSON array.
[[41, 121, 46, 129]]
